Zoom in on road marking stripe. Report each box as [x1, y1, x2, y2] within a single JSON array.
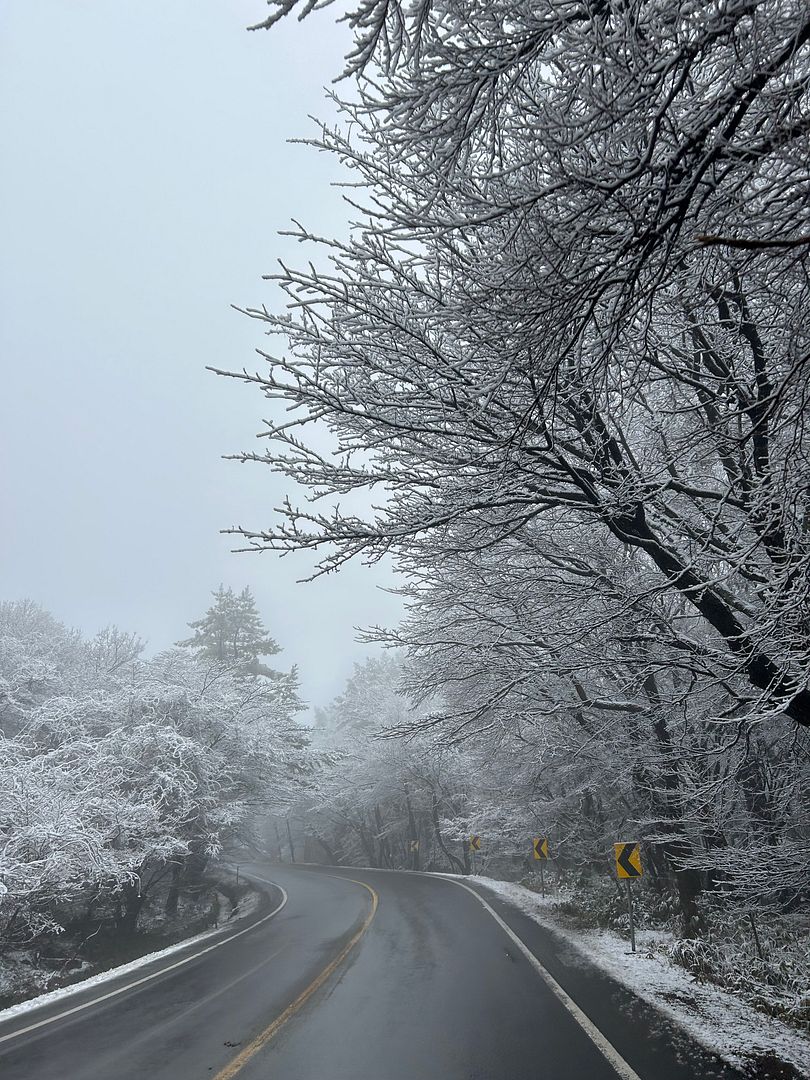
[[212, 876, 379, 1080], [0, 884, 288, 1047], [442, 877, 643, 1080], [98, 946, 289, 1057]]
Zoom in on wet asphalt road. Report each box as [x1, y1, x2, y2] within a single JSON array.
[[0, 864, 743, 1080]]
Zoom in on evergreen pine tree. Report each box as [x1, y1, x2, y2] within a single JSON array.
[[178, 586, 281, 675]]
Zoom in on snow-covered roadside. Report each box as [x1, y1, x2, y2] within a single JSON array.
[[218, 883, 262, 923], [471, 876, 810, 1078], [0, 884, 263, 1025]]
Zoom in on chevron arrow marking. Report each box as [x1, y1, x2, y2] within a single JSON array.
[[614, 842, 642, 879]]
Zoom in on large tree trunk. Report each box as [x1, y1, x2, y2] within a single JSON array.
[[118, 881, 144, 934], [184, 842, 210, 896], [404, 784, 420, 871], [164, 858, 184, 916], [645, 673, 704, 935], [431, 792, 465, 873], [374, 804, 393, 868], [358, 822, 379, 868]]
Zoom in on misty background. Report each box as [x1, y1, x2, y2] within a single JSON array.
[[0, 1, 403, 712]]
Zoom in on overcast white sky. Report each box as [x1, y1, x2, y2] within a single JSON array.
[[0, 1, 403, 713]]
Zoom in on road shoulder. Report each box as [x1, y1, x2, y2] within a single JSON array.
[[457, 875, 808, 1080], [0, 875, 281, 1036]]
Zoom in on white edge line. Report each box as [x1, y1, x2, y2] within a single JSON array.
[[434, 875, 644, 1080], [0, 879, 287, 1048], [291, 862, 642, 1079]]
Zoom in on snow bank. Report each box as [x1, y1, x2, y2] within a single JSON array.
[[471, 876, 810, 1078]]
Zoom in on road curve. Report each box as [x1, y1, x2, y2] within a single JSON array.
[[0, 868, 367, 1080], [0, 863, 742, 1080]]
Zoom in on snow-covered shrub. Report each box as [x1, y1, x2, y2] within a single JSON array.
[[665, 910, 810, 1028], [545, 871, 682, 934], [551, 876, 630, 931]]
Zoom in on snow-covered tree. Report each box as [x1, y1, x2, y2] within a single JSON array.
[[178, 586, 281, 676], [0, 600, 311, 946], [232, 0, 810, 730]]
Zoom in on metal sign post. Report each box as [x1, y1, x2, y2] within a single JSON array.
[[532, 838, 549, 897], [625, 880, 635, 952], [614, 842, 642, 953], [469, 835, 481, 874]]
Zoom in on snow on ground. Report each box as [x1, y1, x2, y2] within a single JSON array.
[[219, 884, 261, 923], [0, 885, 264, 1025], [472, 876, 810, 1078]]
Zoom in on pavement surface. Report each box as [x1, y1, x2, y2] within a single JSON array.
[[0, 862, 745, 1080]]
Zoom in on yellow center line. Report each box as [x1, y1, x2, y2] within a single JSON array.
[[212, 876, 379, 1080]]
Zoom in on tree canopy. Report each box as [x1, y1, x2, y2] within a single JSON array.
[[231, 0, 810, 731]]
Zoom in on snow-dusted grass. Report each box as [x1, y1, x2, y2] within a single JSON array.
[[473, 875, 810, 1078]]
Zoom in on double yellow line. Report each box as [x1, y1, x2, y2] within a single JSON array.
[[213, 877, 378, 1080]]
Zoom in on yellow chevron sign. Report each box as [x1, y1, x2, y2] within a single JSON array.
[[469, 835, 481, 851], [614, 842, 642, 879], [409, 839, 419, 852], [532, 838, 549, 860]]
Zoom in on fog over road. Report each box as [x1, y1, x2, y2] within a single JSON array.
[[0, 864, 742, 1080]]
